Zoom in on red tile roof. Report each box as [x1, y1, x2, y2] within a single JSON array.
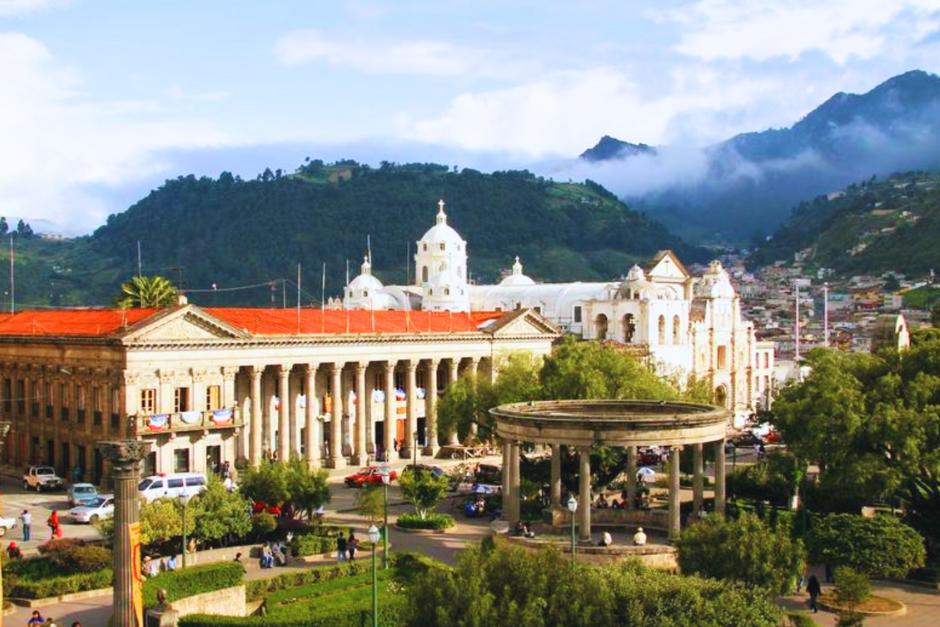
[[0, 308, 160, 337], [0, 307, 506, 338]]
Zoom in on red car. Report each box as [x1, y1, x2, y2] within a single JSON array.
[[344, 466, 398, 488]]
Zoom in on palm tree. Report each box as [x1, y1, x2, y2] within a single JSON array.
[[116, 275, 179, 309]]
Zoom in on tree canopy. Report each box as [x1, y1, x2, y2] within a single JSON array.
[[116, 275, 178, 309], [805, 513, 925, 579], [239, 457, 331, 518], [398, 469, 449, 519]]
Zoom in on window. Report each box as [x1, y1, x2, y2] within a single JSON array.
[[672, 315, 681, 344], [93, 386, 103, 411], [31, 382, 40, 417], [422, 243, 427, 251], [514, 302, 522, 310], [763, 353, 769, 369], [140, 388, 156, 414], [373, 372, 382, 390], [167, 476, 185, 488], [623, 314, 636, 342], [444, 288, 450, 296], [416, 370, 426, 388], [595, 314, 608, 340], [45, 382, 53, 418], [174, 387, 190, 412], [205, 385, 221, 411], [717, 346, 728, 370], [657, 315, 666, 344], [16, 379, 25, 415], [394, 372, 404, 389], [439, 242, 445, 251], [363, 289, 369, 297], [185, 476, 205, 487], [534, 306, 541, 314], [573, 306, 582, 323], [421, 266, 428, 282], [2, 378, 10, 412], [173, 450, 190, 473]]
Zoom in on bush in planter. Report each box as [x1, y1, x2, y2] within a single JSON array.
[[245, 561, 366, 601], [252, 512, 277, 537], [37, 539, 111, 573], [397, 512, 454, 530], [3, 565, 112, 599], [143, 561, 245, 608], [290, 525, 353, 556]]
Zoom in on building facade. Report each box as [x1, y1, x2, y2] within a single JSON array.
[[0, 305, 558, 486]]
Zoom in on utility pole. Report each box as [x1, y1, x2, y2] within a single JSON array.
[[823, 283, 829, 347]]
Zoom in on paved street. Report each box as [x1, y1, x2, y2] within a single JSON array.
[[0, 475, 102, 552]]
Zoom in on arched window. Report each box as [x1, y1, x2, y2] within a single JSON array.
[[622, 314, 635, 342], [444, 288, 450, 296], [672, 315, 681, 344], [421, 266, 428, 282], [595, 314, 608, 340], [657, 315, 666, 344], [422, 243, 427, 251], [439, 242, 445, 251], [363, 290, 369, 297], [428, 288, 433, 296]]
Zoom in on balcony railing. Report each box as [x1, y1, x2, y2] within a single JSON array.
[[132, 407, 241, 436]]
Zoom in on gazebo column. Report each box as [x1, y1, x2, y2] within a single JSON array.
[[423, 359, 440, 456], [578, 446, 591, 542], [501, 441, 511, 516], [714, 439, 726, 516], [625, 446, 637, 509], [668, 446, 681, 540], [692, 442, 704, 515], [328, 363, 346, 469], [508, 441, 521, 524], [550, 444, 562, 507], [354, 362, 368, 465]]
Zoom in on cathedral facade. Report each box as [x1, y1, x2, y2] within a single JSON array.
[[343, 202, 775, 425]]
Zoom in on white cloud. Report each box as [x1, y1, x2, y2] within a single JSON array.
[[663, 0, 940, 64], [0, 0, 67, 17], [0, 33, 229, 233]]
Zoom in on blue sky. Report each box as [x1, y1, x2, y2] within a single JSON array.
[[3, 0, 940, 233]]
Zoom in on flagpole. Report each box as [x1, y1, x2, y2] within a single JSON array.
[[296, 263, 301, 334], [321, 263, 326, 334]]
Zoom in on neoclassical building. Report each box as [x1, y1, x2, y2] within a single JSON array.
[[0, 305, 558, 486], [344, 202, 776, 423]]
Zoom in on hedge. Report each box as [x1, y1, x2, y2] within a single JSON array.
[[397, 512, 454, 530], [3, 567, 112, 599], [245, 561, 366, 601], [289, 525, 352, 557], [143, 561, 245, 608]]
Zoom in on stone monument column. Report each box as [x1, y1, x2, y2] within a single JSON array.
[[550, 444, 562, 507], [625, 446, 637, 509], [508, 441, 521, 524], [692, 442, 704, 515], [668, 446, 681, 540], [98, 439, 150, 627], [714, 439, 727, 516], [578, 446, 592, 542]]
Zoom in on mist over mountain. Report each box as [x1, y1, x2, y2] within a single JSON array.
[[573, 70, 940, 244]]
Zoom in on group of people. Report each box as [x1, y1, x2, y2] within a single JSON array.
[[514, 521, 536, 538], [595, 527, 646, 547], [141, 554, 179, 578], [592, 493, 651, 511], [27, 610, 82, 627], [336, 531, 360, 561], [260, 541, 289, 568]]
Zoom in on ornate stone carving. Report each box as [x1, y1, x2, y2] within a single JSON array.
[[191, 368, 208, 383], [158, 369, 176, 384], [96, 439, 151, 466]]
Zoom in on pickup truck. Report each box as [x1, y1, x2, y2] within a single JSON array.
[[23, 465, 65, 492]]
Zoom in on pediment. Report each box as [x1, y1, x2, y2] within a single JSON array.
[[119, 306, 249, 342], [484, 309, 560, 337], [646, 250, 689, 280]]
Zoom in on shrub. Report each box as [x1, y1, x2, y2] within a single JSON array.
[[37, 539, 112, 573], [289, 525, 352, 557], [397, 512, 454, 530], [3, 566, 112, 599], [245, 561, 366, 601], [833, 566, 871, 607], [252, 512, 277, 537], [805, 513, 925, 579], [399, 468, 449, 519], [143, 561, 244, 608]]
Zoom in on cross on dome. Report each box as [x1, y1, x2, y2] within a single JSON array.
[[436, 199, 447, 225], [361, 255, 372, 274], [513, 256, 523, 275]]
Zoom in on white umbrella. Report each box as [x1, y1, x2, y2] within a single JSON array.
[[637, 467, 656, 478]]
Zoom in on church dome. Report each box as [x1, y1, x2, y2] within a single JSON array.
[[344, 256, 394, 309], [500, 256, 535, 286], [348, 256, 384, 292], [698, 260, 735, 299], [618, 264, 654, 299], [418, 200, 465, 251]]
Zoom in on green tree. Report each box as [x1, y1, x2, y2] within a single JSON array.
[[676, 512, 804, 595], [0, 217, 7, 236], [833, 566, 871, 627], [398, 469, 449, 519], [190, 474, 251, 543], [284, 457, 331, 519], [140, 498, 197, 545], [15, 219, 33, 239], [115, 275, 178, 309], [805, 514, 925, 579], [239, 461, 290, 507], [931, 301, 940, 326], [355, 484, 384, 524]]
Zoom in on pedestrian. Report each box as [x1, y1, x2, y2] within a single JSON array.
[[27, 610, 45, 625], [46, 510, 61, 540], [19, 509, 31, 541], [337, 532, 347, 562], [806, 574, 821, 613], [6, 541, 22, 560], [166, 554, 177, 571], [347, 532, 358, 561]]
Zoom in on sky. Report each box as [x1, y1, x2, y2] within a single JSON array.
[[3, 0, 940, 234]]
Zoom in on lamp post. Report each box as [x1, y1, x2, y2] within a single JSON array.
[[0, 421, 10, 627], [179, 494, 188, 569], [412, 430, 418, 468], [566, 495, 578, 564], [379, 464, 390, 570], [368, 524, 380, 627]]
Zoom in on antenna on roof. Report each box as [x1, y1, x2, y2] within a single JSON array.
[[367, 234, 372, 264], [137, 240, 142, 278], [9, 235, 14, 314]]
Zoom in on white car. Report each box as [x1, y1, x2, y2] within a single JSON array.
[[0, 516, 16, 537], [22, 465, 65, 492], [68, 495, 115, 524]]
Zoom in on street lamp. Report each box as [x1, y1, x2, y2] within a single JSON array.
[[412, 430, 419, 468], [0, 421, 11, 622], [379, 464, 391, 570], [368, 524, 380, 627], [567, 495, 578, 563], [179, 494, 188, 569]]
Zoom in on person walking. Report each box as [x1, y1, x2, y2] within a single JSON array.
[[806, 574, 821, 613], [347, 532, 358, 561], [47, 510, 61, 540], [19, 509, 31, 541], [336, 531, 347, 562]]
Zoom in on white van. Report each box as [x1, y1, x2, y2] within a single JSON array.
[[138, 473, 207, 503]]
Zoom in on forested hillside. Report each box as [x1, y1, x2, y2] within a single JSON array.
[[751, 170, 940, 276], [0, 161, 700, 308]]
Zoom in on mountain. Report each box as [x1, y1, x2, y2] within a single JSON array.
[[0, 161, 703, 308], [580, 135, 656, 162], [750, 170, 940, 276], [582, 70, 940, 244]]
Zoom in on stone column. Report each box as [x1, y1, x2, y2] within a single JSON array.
[[550, 443, 562, 507], [328, 363, 346, 469], [714, 439, 726, 516], [354, 363, 368, 465], [447, 357, 460, 445], [626, 446, 637, 510], [304, 364, 320, 468], [668, 446, 681, 541], [423, 359, 440, 456], [508, 441, 521, 524], [578, 446, 591, 542], [501, 441, 512, 516], [277, 365, 291, 462], [222, 367, 239, 461], [249, 367, 263, 466], [468, 358, 480, 438], [97, 440, 149, 627], [262, 371, 274, 459], [403, 360, 418, 458], [383, 361, 397, 461], [692, 442, 704, 515]]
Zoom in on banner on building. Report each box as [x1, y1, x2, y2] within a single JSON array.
[[129, 521, 144, 626]]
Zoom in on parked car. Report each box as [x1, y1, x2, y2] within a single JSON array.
[[402, 464, 444, 478], [0, 516, 16, 537], [344, 466, 399, 488], [68, 483, 99, 507], [138, 473, 207, 503], [22, 466, 64, 492], [637, 448, 662, 466], [731, 431, 763, 447], [69, 495, 115, 524]]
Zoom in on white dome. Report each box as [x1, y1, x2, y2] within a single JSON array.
[[500, 256, 535, 286], [348, 257, 384, 291], [698, 260, 735, 299], [418, 200, 465, 250], [619, 264, 654, 299], [344, 256, 394, 309]]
